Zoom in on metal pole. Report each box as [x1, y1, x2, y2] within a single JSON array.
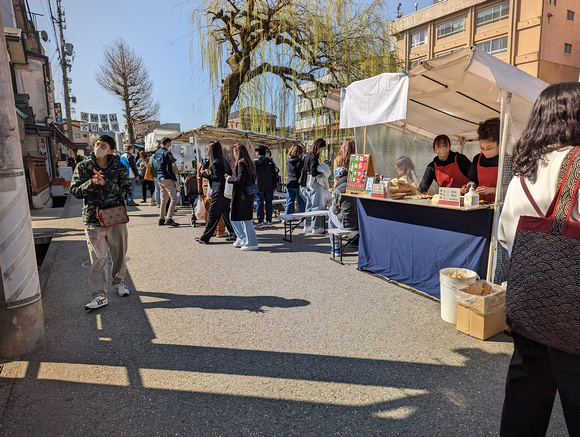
[[0, 13, 46, 358], [56, 0, 73, 140]]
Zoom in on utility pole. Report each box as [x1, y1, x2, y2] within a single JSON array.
[[0, 10, 46, 358], [55, 0, 73, 139]]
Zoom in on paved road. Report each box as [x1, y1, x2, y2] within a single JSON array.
[[0, 196, 567, 436]]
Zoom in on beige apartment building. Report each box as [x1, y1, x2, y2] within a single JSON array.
[[392, 0, 579, 84]]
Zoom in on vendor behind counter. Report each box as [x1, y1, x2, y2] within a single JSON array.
[[465, 117, 500, 202], [418, 134, 471, 193]]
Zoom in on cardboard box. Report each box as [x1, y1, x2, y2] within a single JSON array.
[[456, 281, 507, 340]]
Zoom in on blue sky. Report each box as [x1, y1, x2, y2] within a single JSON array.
[[27, 0, 432, 131]]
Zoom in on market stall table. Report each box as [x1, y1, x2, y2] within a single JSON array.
[[345, 194, 494, 298]]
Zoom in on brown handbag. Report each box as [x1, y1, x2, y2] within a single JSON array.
[[144, 164, 154, 181], [96, 205, 129, 227]]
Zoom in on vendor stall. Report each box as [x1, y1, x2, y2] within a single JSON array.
[[335, 47, 548, 298]]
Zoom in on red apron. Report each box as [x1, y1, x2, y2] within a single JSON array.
[[476, 156, 498, 202], [434, 155, 469, 188]]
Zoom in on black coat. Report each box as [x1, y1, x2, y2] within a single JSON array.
[[228, 160, 255, 221], [202, 159, 232, 194]]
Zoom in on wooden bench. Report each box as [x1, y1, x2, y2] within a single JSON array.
[[279, 210, 329, 242], [329, 228, 359, 264]]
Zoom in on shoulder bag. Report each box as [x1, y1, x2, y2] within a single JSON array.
[[245, 183, 259, 195], [504, 147, 580, 354], [96, 205, 129, 227]]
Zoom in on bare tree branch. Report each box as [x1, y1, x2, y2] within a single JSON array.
[[95, 37, 160, 143]]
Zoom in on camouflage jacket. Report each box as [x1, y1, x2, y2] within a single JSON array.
[[70, 152, 132, 224]]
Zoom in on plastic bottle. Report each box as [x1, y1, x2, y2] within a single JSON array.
[[464, 184, 479, 207]]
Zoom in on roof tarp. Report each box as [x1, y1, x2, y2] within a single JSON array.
[[338, 47, 549, 141], [169, 125, 301, 149]]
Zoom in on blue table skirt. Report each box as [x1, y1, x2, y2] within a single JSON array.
[[357, 198, 493, 298]]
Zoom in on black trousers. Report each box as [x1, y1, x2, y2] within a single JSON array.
[[200, 192, 234, 243], [141, 180, 155, 201], [500, 332, 580, 437]]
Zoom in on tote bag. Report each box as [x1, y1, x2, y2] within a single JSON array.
[[505, 147, 580, 354]]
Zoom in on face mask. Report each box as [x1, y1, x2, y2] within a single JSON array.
[[95, 147, 108, 158]]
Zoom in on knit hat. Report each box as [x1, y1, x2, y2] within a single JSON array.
[[334, 166, 348, 178]]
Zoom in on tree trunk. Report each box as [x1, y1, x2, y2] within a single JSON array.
[[125, 97, 134, 144], [214, 71, 243, 128]]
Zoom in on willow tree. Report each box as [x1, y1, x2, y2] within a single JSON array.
[[95, 37, 160, 144], [193, 0, 396, 129]]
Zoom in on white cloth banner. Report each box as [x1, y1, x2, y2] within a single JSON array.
[[339, 73, 409, 129]]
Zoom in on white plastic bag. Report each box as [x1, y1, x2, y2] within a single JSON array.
[[194, 198, 206, 221], [224, 181, 233, 199]]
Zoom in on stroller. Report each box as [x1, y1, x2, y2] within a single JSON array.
[[184, 173, 200, 227]]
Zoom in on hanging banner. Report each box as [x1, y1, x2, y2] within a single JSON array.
[[101, 123, 110, 131], [80, 112, 89, 122], [109, 114, 118, 122], [100, 114, 108, 123], [111, 122, 120, 132], [89, 123, 99, 131], [90, 113, 99, 123], [80, 122, 89, 131]]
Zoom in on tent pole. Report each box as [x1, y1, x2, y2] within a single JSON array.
[[363, 126, 367, 154]]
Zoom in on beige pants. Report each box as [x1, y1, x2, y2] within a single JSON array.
[[85, 223, 128, 298], [159, 179, 177, 220]]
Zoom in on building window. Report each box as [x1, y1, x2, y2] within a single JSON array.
[[437, 17, 466, 39], [476, 36, 508, 56], [564, 43, 572, 54], [409, 57, 427, 68], [548, 0, 556, 5], [476, 2, 509, 27], [411, 29, 428, 48], [567, 10, 574, 20]]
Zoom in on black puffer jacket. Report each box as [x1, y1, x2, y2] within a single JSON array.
[[254, 156, 277, 192], [285, 157, 304, 188], [331, 175, 358, 229]]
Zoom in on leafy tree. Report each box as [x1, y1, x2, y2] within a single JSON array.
[[95, 37, 160, 144], [193, 0, 396, 129]]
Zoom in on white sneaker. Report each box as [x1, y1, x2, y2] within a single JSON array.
[[311, 227, 325, 234], [233, 237, 246, 248], [114, 284, 130, 297], [85, 295, 108, 310], [241, 244, 259, 251]]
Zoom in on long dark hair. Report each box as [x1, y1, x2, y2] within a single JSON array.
[[308, 138, 326, 157], [336, 138, 355, 167], [396, 156, 416, 181], [513, 82, 580, 177], [208, 141, 229, 169], [233, 143, 256, 174]]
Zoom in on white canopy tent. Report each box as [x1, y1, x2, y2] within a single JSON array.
[[330, 47, 550, 284], [335, 47, 548, 143]]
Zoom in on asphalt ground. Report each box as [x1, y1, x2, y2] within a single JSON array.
[[0, 195, 568, 436]]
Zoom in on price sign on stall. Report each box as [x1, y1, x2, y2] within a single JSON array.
[[439, 187, 462, 206], [347, 154, 375, 194]]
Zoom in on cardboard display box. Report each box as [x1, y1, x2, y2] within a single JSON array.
[[456, 281, 507, 340]]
